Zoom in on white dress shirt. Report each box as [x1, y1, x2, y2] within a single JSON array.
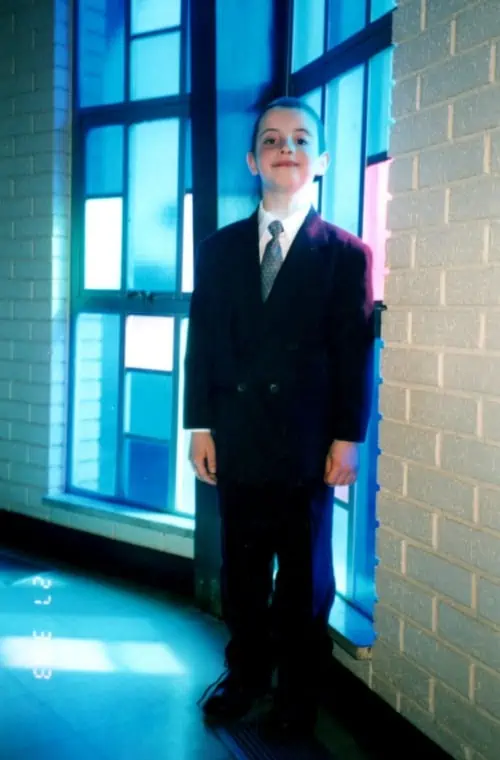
[[189, 202, 311, 432], [258, 201, 310, 262]]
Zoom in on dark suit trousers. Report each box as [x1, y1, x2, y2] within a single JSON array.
[[217, 479, 335, 710]]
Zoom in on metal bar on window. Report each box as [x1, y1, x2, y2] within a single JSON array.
[[130, 24, 182, 42], [77, 96, 191, 129], [291, 13, 392, 96]]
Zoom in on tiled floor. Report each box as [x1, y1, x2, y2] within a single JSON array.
[[0, 547, 373, 760]]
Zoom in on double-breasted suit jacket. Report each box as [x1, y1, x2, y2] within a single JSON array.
[[184, 206, 374, 486]]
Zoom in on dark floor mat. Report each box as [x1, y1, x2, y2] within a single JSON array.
[[213, 719, 337, 760]]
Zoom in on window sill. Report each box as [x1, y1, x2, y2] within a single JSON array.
[[42, 492, 195, 558], [329, 597, 375, 659]]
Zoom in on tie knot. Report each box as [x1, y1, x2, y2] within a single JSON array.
[[268, 220, 284, 239]]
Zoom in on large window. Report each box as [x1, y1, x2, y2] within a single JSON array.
[[291, 0, 394, 619], [69, 0, 195, 516]]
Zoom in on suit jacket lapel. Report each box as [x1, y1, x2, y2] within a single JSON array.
[[231, 206, 331, 332], [236, 207, 262, 313]]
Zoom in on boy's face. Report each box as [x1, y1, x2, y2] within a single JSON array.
[[247, 107, 329, 194]]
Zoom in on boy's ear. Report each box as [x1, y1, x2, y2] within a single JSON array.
[[246, 152, 259, 176], [313, 151, 330, 178]]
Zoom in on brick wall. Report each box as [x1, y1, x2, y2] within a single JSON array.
[[371, 1, 500, 758], [0, 0, 71, 518]]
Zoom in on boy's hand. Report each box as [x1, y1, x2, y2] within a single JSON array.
[[190, 432, 217, 486], [324, 440, 359, 487]]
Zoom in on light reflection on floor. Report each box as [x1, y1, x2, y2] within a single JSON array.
[[0, 548, 231, 760]]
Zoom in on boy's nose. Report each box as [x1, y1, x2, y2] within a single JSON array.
[[280, 137, 295, 152]]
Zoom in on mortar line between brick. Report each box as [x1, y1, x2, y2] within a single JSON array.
[[420, 0, 426, 32], [450, 19, 456, 56], [471, 574, 477, 612], [473, 487, 480, 525], [489, 43, 496, 83]]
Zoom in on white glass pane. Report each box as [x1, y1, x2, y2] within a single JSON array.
[[84, 198, 122, 290], [131, 0, 181, 35], [182, 193, 194, 293], [125, 316, 174, 371], [333, 505, 349, 597], [335, 485, 350, 504], [176, 319, 196, 515]]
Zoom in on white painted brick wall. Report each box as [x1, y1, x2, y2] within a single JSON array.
[[370, 1, 500, 758], [0, 0, 71, 517]]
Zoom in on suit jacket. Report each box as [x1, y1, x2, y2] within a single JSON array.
[[184, 206, 374, 486]]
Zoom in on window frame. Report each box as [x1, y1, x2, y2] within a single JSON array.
[[68, 0, 195, 515]]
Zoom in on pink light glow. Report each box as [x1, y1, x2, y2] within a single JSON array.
[[362, 161, 391, 301]]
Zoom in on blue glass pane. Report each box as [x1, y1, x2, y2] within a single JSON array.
[[125, 438, 169, 508], [367, 49, 393, 158], [131, 0, 181, 34], [130, 32, 181, 100], [86, 127, 123, 197], [128, 120, 179, 292], [71, 314, 120, 496], [185, 120, 192, 189], [304, 87, 322, 111], [125, 371, 173, 440], [302, 89, 323, 211], [131, 0, 181, 35], [328, 0, 366, 48], [186, 4, 191, 93], [176, 319, 195, 514], [333, 505, 349, 597], [371, 0, 396, 21], [323, 66, 364, 235], [78, 0, 125, 108], [182, 193, 193, 293], [125, 316, 174, 371], [84, 198, 122, 290], [292, 0, 325, 72]]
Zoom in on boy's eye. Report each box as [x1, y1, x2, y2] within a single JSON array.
[[263, 137, 276, 145], [297, 137, 309, 145]]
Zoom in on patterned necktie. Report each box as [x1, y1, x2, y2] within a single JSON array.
[[261, 219, 284, 301]]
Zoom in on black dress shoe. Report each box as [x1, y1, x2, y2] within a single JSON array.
[[198, 671, 268, 723]]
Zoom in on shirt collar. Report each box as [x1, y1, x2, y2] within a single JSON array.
[[258, 201, 310, 240]]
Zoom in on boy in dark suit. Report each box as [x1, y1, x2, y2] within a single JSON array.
[[184, 97, 373, 739]]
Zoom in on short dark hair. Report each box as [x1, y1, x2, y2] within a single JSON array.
[[250, 96, 326, 155]]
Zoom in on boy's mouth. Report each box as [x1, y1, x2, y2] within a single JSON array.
[[273, 160, 299, 167]]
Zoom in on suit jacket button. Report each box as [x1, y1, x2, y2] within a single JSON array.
[[237, 383, 247, 392], [269, 383, 279, 394]]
